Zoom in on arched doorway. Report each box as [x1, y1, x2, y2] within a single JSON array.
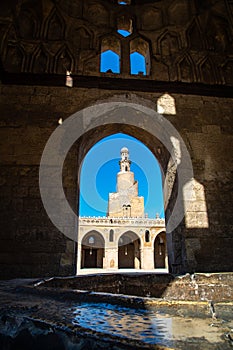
[[154, 232, 166, 268], [118, 231, 141, 269], [81, 231, 105, 269], [41, 100, 193, 274]]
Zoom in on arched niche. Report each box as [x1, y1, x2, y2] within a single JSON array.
[[118, 231, 141, 269], [81, 231, 105, 269], [4, 44, 25, 72], [18, 9, 38, 39], [154, 231, 166, 268], [130, 37, 150, 75], [100, 36, 121, 73], [158, 31, 181, 57], [54, 46, 74, 74], [31, 46, 50, 73], [45, 9, 65, 41], [117, 15, 133, 37], [177, 54, 195, 82]]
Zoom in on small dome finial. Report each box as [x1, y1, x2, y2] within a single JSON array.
[[121, 147, 128, 154]]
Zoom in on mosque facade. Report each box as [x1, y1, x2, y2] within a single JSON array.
[[77, 147, 167, 273]]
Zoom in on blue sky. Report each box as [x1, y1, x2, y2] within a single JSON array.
[[79, 133, 164, 218]]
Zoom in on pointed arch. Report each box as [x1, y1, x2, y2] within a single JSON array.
[[177, 54, 196, 82], [118, 231, 141, 269], [154, 231, 167, 268], [54, 45, 74, 74], [100, 35, 121, 73], [198, 56, 216, 84], [157, 30, 181, 57], [31, 45, 50, 73], [186, 18, 205, 51], [44, 8, 65, 41], [130, 36, 151, 75], [117, 15, 133, 37], [75, 26, 93, 50], [4, 44, 25, 72], [221, 59, 233, 85], [18, 8, 38, 39], [81, 230, 105, 269]]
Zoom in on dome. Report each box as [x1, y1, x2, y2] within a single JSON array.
[[121, 147, 128, 153]]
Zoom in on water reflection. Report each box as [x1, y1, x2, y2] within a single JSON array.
[[72, 302, 173, 347]]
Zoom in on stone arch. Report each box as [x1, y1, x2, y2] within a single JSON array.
[[40, 100, 194, 274], [130, 36, 151, 75], [44, 8, 65, 41], [117, 15, 133, 37], [85, 2, 109, 26], [4, 44, 25, 72], [17, 8, 39, 39], [157, 31, 181, 58], [100, 35, 121, 73], [81, 230, 105, 269], [221, 59, 233, 85], [58, 0, 82, 18], [154, 231, 166, 268], [118, 231, 141, 269], [167, 0, 190, 26], [141, 7, 163, 31], [6, 24, 18, 42], [198, 56, 216, 84], [177, 54, 196, 82], [31, 45, 50, 73], [186, 18, 205, 51], [54, 45, 74, 74], [74, 26, 93, 50]]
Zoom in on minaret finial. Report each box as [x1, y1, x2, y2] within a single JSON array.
[[119, 147, 131, 172]]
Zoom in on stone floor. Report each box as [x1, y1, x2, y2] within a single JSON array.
[[0, 278, 232, 349]]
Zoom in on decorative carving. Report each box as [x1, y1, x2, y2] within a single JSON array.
[[57, 0, 82, 18], [74, 27, 92, 50], [4, 44, 24, 72], [45, 9, 65, 41], [177, 55, 195, 82], [7, 25, 18, 42], [101, 35, 121, 55], [186, 19, 204, 51], [141, 7, 163, 31], [83, 54, 99, 75], [18, 10, 38, 39], [206, 14, 230, 52], [151, 60, 169, 81], [221, 60, 233, 85], [168, 0, 190, 25], [54, 46, 73, 74], [158, 31, 180, 57], [32, 46, 50, 73], [198, 57, 216, 84], [86, 3, 108, 26]]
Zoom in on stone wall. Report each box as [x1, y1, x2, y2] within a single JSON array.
[[0, 84, 232, 277], [1, 0, 233, 85], [0, 0, 233, 277]]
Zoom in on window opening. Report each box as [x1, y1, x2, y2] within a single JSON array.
[[117, 16, 133, 37], [130, 52, 146, 75], [118, 0, 131, 5], [100, 50, 120, 73], [145, 230, 150, 242], [100, 37, 121, 73], [109, 229, 114, 242], [88, 236, 95, 244], [130, 38, 150, 76]]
